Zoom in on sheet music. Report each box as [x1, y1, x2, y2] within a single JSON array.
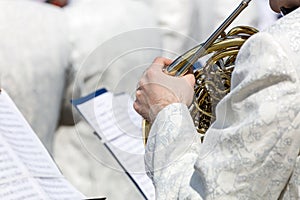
[[0, 177, 46, 200], [0, 89, 85, 200], [74, 89, 155, 200], [37, 178, 87, 200]]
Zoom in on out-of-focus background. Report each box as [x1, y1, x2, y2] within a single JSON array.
[[0, 0, 279, 199]]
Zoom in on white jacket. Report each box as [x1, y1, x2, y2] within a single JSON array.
[[145, 8, 300, 200]]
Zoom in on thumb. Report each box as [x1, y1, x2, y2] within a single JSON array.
[[183, 74, 196, 88]]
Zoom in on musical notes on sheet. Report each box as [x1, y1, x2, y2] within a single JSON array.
[[0, 89, 85, 200], [73, 89, 155, 200]]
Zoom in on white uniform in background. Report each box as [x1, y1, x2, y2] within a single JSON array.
[[152, 0, 259, 59], [0, 0, 74, 153], [196, 0, 259, 42], [256, 0, 279, 30], [64, 0, 162, 95], [151, 0, 199, 58]]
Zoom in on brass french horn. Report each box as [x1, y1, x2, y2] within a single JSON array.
[[143, 0, 258, 145]]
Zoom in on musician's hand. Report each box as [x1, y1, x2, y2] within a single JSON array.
[[134, 57, 195, 123]]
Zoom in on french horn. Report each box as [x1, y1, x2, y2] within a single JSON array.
[[143, 0, 258, 145]]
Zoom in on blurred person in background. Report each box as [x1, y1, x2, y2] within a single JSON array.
[[0, 0, 76, 153], [257, 0, 280, 29], [152, 0, 279, 59], [53, 0, 161, 199], [152, 0, 259, 58]]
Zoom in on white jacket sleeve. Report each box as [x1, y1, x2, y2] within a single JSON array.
[[194, 31, 300, 199], [145, 103, 204, 199]]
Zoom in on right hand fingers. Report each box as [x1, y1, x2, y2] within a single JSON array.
[[152, 57, 173, 69]]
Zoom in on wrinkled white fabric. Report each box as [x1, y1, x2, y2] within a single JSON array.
[[146, 8, 300, 199]]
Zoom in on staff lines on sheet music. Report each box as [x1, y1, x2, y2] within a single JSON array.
[[94, 108, 142, 142], [0, 106, 14, 115], [0, 90, 86, 199], [0, 132, 34, 184], [0, 177, 46, 200], [1, 134, 60, 177], [5, 142, 38, 154], [93, 124, 121, 142], [133, 174, 152, 185], [7, 145, 45, 156], [113, 155, 145, 174], [2, 178, 34, 192], [110, 134, 144, 155], [76, 103, 122, 141], [2, 137, 37, 149], [0, 118, 29, 128], [0, 91, 64, 177], [0, 166, 23, 181], [0, 140, 61, 176], [0, 150, 26, 183], [0, 110, 13, 116], [0, 127, 30, 144], [94, 113, 126, 142], [110, 139, 143, 161], [0, 154, 48, 199], [101, 125, 144, 155], [0, 121, 23, 129], [130, 174, 155, 198], [0, 129, 60, 175], [37, 178, 80, 195], [38, 179, 70, 190], [19, 155, 57, 174], [37, 178, 84, 199]]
